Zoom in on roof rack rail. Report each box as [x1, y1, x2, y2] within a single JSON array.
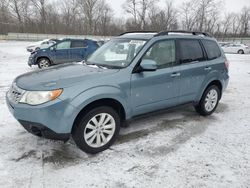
[[155, 30, 212, 37], [119, 31, 157, 36]]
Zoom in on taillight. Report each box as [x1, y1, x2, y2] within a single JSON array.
[[225, 59, 229, 70]]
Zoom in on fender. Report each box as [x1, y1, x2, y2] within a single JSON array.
[[195, 70, 224, 102], [34, 49, 53, 65], [70, 85, 132, 122]]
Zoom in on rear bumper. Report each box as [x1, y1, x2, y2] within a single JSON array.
[[222, 72, 229, 92], [19, 120, 70, 141]]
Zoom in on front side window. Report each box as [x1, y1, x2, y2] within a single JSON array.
[[142, 40, 176, 69], [202, 40, 221, 60], [87, 39, 146, 68], [56, 41, 71, 50], [179, 39, 204, 63]]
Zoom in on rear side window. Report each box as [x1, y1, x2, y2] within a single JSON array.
[[179, 39, 205, 63], [202, 40, 221, 60], [71, 41, 87, 48]]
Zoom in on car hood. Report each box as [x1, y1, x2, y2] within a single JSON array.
[[15, 63, 120, 90]]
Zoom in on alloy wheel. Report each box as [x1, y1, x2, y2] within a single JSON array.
[[204, 89, 218, 112], [84, 113, 116, 148]]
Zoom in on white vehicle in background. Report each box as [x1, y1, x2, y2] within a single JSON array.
[[26, 39, 58, 52], [221, 43, 250, 54]]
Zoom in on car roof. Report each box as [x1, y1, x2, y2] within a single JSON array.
[[118, 33, 157, 40], [117, 31, 214, 41], [61, 38, 97, 42]]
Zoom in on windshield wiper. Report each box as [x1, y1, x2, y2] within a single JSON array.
[[84, 62, 107, 69]]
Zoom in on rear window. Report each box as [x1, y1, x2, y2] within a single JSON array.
[[179, 39, 205, 63], [202, 40, 221, 60], [71, 41, 87, 48]]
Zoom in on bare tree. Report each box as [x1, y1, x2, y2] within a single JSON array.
[[8, 0, 31, 32], [96, 2, 113, 35], [0, 0, 12, 34], [180, 1, 197, 30], [60, 0, 80, 34], [148, 1, 177, 31], [239, 7, 250, 36], [123, 0, 138, 25], [221, 13, 233, 38], [123, 0, 158, 30], [78, 0, 98, 34], [31, 0, 48, 33], [232, 13, 241, 37], [0, 0, 249, 37]]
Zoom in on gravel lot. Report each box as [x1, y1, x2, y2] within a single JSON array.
[[0, 41, 250, 188]]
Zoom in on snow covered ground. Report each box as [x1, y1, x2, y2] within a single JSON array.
[[0, 40, 250, 188]]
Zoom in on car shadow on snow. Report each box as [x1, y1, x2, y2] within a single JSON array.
[[12, 103, 228, 167]]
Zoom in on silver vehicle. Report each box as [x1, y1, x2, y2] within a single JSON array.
[[26, 39, 57, 53], [221, 43, 250, 54]]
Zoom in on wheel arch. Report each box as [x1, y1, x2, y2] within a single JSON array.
[[196, 79, 223, 103], [36, 56, 51, 65], [72, 98, 126, 133]]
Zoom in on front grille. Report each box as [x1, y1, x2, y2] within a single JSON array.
[[7, 83, 25, 104]]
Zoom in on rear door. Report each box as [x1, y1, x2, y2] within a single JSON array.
[[69, 40, 87, 62], [177, 39, 208, 103], [201, 39, 224, 77], [52, 41, 71, 64], [227, 44, 238, 53]]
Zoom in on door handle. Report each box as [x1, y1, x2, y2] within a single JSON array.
[[204, 67, 212, 71], [171, 72, 181, 77]]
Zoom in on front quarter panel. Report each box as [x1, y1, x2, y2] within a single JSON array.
[[34, 49, 52, 64], [65, 85, 131, 122]]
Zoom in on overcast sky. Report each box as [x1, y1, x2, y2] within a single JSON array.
[[106, 0, 250, 17]]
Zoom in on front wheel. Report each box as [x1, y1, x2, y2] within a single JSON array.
[[194, 85, 220, 116], [37, 58, 50, 69], [72, 106, 120, 154]]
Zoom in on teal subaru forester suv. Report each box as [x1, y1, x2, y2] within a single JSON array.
[[6, 31, 229, 153]]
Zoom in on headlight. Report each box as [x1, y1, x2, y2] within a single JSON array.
[[31, 51, 37, 56], [20, 89, 63, 105]]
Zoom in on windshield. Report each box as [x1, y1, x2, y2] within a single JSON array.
[[40, 41, 56, 49], [87, 39, 147, 68]]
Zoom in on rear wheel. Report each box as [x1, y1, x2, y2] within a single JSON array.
[[238, 49, 244, 54], [195, 85, 220, 116], [37, 58, 50, 69], [72, 106, 120, 154]]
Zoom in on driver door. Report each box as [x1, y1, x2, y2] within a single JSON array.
[[131, 40, 181, 116]]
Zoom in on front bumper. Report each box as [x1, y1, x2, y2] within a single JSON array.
[[6, 94, 77, 139], [245, 49, 250, 54], [28, 55, 36, 66], [19, 120, 70, 141]]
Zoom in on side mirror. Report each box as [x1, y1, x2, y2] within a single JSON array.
[[137, 59, 157, 72], [50, 46, 56, 51]]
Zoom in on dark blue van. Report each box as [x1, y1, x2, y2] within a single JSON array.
[[28, 39, 99, 68]]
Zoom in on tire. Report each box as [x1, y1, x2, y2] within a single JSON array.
[[194, 85, 221, 116], [37, 58, 50, 69], [238, 49, 244, 54], [72, 106, 120, 154]]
